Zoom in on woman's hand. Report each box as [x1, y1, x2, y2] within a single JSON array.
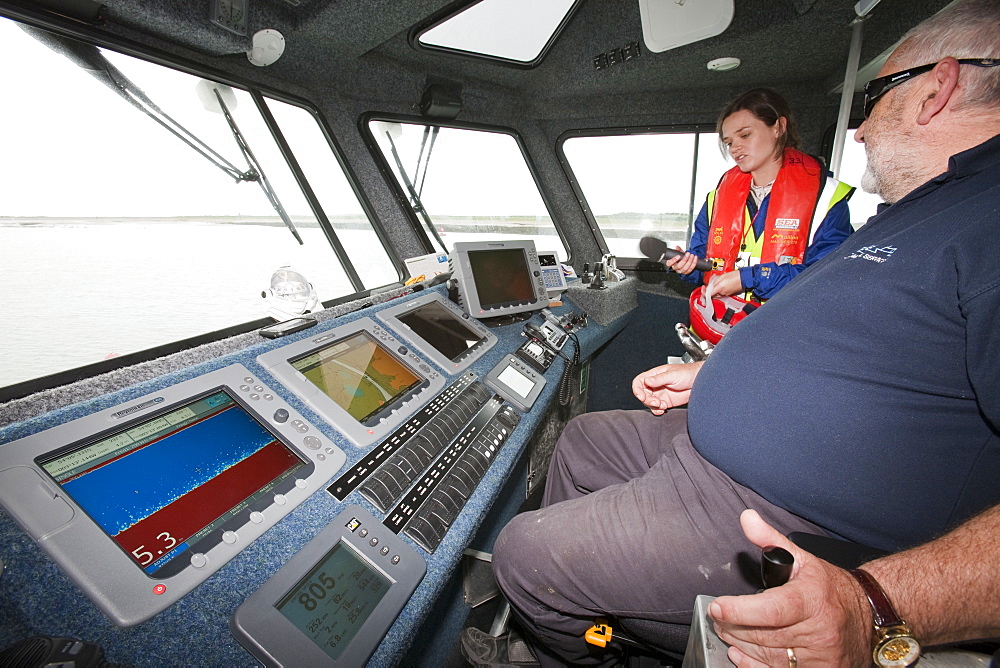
[[631, 361, 703, 414], [705, 270, 745, 301], [664, 247, 702, 275]]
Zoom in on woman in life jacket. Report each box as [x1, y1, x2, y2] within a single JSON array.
[[666, 88, 855, 305]]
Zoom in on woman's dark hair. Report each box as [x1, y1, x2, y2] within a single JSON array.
[[716, 88, 801, 159]]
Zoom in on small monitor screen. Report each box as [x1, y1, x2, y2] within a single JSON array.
[[497, 364, 534, 399], [395, 300, 486, 361], [275, 541, 392, 662], [468, 248, 535, 308], [38, 390, 307, 577], [291, 331, 422, 425]]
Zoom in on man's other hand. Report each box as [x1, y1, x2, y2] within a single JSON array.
[[631, 361, 703, 414]]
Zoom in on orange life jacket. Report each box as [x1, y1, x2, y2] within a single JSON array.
[[703, 148, 823, 283]]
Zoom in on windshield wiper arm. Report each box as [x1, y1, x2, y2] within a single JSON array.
[[23, 25, 302, 244], [383, 126, 447, 253], [212, 88, 301, 244]]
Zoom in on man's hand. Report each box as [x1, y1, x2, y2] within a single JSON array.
[[704, 270, 744, 301], [708, 510, 872, 667], [631, 361, 703, 414], [664, 247, 701, 275]]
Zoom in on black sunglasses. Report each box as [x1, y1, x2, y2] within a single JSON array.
[[863, 58, 1000, 118]]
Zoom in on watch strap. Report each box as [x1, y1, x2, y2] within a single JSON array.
[[849, 568, 905, 628]]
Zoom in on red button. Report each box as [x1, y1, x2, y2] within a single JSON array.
[[153, 584, 167, 595]]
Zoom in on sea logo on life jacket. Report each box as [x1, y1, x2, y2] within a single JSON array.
[[774, 218, 800, 229]]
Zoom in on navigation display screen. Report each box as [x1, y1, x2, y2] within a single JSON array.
[[468, 248, 535, 307], [291, 331, 422, 425], [38, 390, 307, 577], [396, 300, 485, 361], [275, 541, 391, 662]]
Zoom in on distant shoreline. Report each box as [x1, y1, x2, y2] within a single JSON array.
[[0, 212, 691, 236]]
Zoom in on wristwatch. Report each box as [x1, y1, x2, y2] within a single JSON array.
[[848, 568, 921, 667]]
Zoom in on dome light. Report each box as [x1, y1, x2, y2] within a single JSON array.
[[707, 57, 741, 72]]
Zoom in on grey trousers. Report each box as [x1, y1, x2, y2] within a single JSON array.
[[492, 409, 831, 666]]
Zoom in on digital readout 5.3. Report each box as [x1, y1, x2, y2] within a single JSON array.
[[39, 390, 306, 575]]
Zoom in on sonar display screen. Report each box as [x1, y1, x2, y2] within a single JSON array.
[[396, 300, 485, 361], [38, 390, 306, 577], [291, 331, 422, 425]]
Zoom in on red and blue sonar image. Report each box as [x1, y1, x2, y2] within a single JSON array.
[[43, 391, 304, 575]]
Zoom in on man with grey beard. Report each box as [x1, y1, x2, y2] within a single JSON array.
[[465, 1, 1000, 666]]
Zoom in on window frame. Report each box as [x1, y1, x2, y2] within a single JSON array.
[[557, 124, 721, 269], [0, 5, 403, 403], [360, 112, 571, 261]]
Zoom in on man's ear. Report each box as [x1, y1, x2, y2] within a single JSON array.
[[917, 57, 961, 125]]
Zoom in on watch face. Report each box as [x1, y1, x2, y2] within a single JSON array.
[[875, 636, 920, 667]]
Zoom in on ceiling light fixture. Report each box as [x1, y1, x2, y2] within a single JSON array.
[[707, 57, 740, 71]]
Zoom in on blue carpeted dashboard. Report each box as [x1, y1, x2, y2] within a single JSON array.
[[0, 283, 632, 666]]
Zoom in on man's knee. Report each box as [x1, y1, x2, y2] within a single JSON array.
[[493, 511, 535, 593], [493, 508, 566, 612]]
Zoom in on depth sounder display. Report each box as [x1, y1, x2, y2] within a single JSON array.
[[40, 390, 305, 577], [0, 363, 345, 627]]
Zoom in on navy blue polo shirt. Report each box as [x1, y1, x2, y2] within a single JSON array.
[[688, 133, 1000, 552]]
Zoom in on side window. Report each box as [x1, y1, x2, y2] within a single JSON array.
[[835, 130, 883, 229], [0, 18, 396, 391], [367, 120, 567, 259], [560, 131, 730, 257]]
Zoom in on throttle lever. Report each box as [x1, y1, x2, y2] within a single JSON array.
[[761, 545, 794, 590]]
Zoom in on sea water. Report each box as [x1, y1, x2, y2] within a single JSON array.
[[0, 220, 387, 389]]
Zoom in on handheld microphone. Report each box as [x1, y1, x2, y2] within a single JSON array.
[[639, 236, 713, 272]]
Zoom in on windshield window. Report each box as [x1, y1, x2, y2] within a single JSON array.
[[0, 17, 396, 391], [561, 131, 730, 257], [367, 120, 567, 259]]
